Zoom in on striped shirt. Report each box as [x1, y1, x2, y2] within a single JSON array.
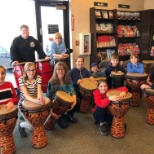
[[0, 81, 18, 105], [18, 75, 42, 105]]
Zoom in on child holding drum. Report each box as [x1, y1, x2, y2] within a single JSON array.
[[0, 65, 18, 108], [18, 62, 45, 138], [93, 80, 128, 136], [105, 54, 124, 88], [45, 62, 78, 130]]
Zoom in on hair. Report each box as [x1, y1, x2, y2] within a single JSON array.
[[98, 80, 108, 88], [50, 62, 71, 85], [0, 65, 6, 73], [20, 24, 29, 30], [75, 55, 84, 62], [110, 53, 119, 60], [23, 62, 37, 80], [55, 32, 62, 39], [130, 53, 139, 59]]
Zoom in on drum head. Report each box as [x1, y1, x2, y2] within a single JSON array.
[[142, 60, 154, 64], [106, 90, 132, 102], [94, 77, 106, 81], [35, 59, 50, 62], [126, 73, 148, 79], [145, 88, 154, 95], [0, 105, 17, 120], [56, 91, 74, 105], [80, 78, 98, 91], [22, 97, 50, 110], [111, 72, 124, 76]]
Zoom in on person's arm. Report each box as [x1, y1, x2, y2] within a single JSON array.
[[137, 63, 144, 73]]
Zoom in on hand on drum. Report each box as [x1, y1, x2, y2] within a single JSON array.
[[77, 79, 82, 84], [109, 95, 122, 102], [35, 97, 45, 105], [119, 91, 127, 97], [90, 76, 95, 81], [50, 109, 61, 120], [5, 102, 14, 110], [140, 84, 151, 90]]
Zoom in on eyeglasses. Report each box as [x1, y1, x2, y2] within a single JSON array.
[[27, 69, 36, 72], [57, 68, 65, 71]]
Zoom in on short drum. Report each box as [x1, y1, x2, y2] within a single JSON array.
[[144, 88, 154, 125], [20, 97, 51, 149], [111, 71, 125, 88], [44, 91, 74, 130], [0, 105, 18, 154], [126, 73, 148, 107], [106, 90, 132, 139], [79, 78, 98, 113]]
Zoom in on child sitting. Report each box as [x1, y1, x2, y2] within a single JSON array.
[[105, 54, 124, 88], [92, 80, 128, 136]]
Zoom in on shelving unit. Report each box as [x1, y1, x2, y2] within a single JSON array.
[[90, 7, 143, 64]]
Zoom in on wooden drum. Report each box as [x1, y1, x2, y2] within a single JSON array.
[[144, 88, 154, 125], [20, 97, 51, 149], [13, 62, 26, 90], [0, 105, 18, 154], [126, 73, 148, 107], [35, 59, 53, 93], [142, 60, 154, 74], [106, 90, 132, 139], [44, 91, 74, 130], [111, 72, 125, 88], [94, 77, 106, 82], [79, 78, 98, 113]]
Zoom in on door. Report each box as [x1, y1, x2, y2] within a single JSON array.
[[35, 0, 70, 54]]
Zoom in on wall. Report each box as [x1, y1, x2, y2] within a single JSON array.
[[70, 0, 145, 69], [144, 0, 154, 9]]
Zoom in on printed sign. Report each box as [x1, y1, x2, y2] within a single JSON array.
[[118, 4, 130, 9], [48, 25, 59, 34], [94, 2, 108, 7]]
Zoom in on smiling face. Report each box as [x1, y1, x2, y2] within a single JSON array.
[[21, 27, 29, 39], [0, 67, 6, 85], [130, 56, 138, 65], [98, 81, 108, 94], [56, 66, 65, 80], [76, 57, 84, 70], [26, 64, 36, 79], [110, 58, 119, 67], [91, 66, 98, 73]]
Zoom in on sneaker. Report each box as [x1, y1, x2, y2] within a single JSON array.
[[65, 114, 78, 123], [57, 116, 69, 129], [99, 122, 109, 136], [18, 123, 27, 138]]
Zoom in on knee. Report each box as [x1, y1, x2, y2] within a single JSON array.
[[57, 115, 69, 129]]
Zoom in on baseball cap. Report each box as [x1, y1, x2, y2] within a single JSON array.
[[91, 62, 97, 68]]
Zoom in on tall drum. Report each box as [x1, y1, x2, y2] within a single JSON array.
[[79, 78, 98, 113], [13, 62, 26, 90], [106, 90, 132, 139], [142, 60, 154, 74], [126, 73, 148, 107], [0, 105, 18, 154], [35, 59, 53, 93]]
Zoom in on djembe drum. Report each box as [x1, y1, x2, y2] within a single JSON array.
[[35, 59, 53, 93], [142, 60, 154, 74], [13, 62, 26, 90], [44, 91, 74, 130], [111, 72, 125, 88], [0, 105, 18, 154], [144, 88, 154, 124], [126, 73, 148, 107], [79, 78, 98, 113], [106, 90, 132, 138], [20, 97, 51, 149], [94, 77, 106, 82]]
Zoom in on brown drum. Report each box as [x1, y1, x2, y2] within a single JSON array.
[[144, 88, 154, 125], [142, 60, 154, 74], [13, 62, 26, 90], [44, 91, 74, 130], [53, 56, 69, 64], [111, 72, 125, 88], [0, 105, 18, 154], [94, 77, 106, 82], [20, 97, 51, 149], [126, 73, 148, 107], [35, 59, 53, 93], [79, 78, 98, 113], [106, 90, 132, 139]]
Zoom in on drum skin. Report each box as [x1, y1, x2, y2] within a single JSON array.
[[144, 88, 154, 125], [44, 91, 74, 130], [20, 97, 51, 149], [94, 77, 106, 82], [107, 90, 132, 138], [0, 105, 18, 154], [142, 60, 154, 74], [79, 78, 98, 113], [13, 62, 26, 90], [35, 59, 53, 93], [126, 73, 148, 107]]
